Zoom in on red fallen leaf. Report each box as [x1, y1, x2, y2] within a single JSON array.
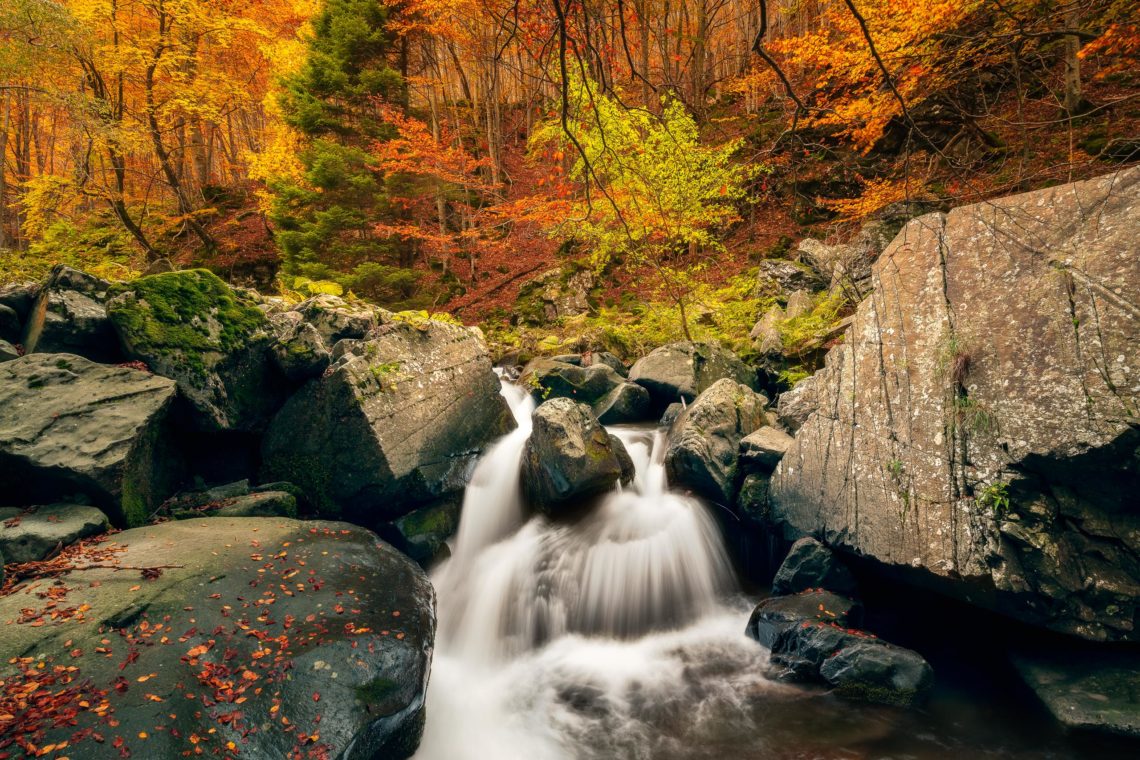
[[312, 692, 320, 703]]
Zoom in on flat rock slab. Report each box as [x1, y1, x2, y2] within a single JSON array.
[[0, 504, 109, 563], [0, 517, 435, 759], [1012, 648, 1140, 738]]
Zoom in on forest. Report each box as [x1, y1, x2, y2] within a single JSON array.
[[2, 0, 1137, 368]]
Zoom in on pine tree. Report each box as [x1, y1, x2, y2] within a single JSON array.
[[269, 0, 415, 296]]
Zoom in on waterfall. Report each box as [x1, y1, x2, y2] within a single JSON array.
[[416, 377, 782, 759]]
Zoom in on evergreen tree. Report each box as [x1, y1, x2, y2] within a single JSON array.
[[269, 0, 416, 298]]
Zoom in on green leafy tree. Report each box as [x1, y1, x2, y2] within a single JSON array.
[[532, 73, 753, 338], [269, 0, 412, 294]]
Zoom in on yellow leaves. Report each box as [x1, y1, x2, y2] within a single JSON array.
[[819, 177, 916, 221]]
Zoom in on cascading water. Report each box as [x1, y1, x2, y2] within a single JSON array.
[[415, 378, 787, 759]]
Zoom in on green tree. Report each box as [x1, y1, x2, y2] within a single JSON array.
[[532, 73, 753, 338], [269, 0, 412, 294]]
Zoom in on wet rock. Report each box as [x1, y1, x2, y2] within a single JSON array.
[[586, 351, 627, 376], [521, 398, 631, 513], [107, 269, 286, 432], [739, 427, 794, 474], [0, 517, 435, 759], [665, 379, 767, 505], [772, 537, 858, 596], [521, 357, 623, 404], [736, 473, 772, 527], [0, 354, 179, 527], [0, 504, 110, 563], [22, 265, 121, 362], [1012, 647, 1140, 738], [746, 589, 862, 648], [660, 402, 685, 427], [593, 382, 652, 425], [629, 341, 757, 413], [379, 497, 462, 568], [771, 168, 1140, 641], [818, 638, 935, 708], [756, 258, 825, 294], [262, 316, 514, 522]]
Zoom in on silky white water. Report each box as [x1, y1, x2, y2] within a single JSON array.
[[416, 378, 785, 759]]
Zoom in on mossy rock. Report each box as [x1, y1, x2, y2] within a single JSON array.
[[107, 269, 286, 431]]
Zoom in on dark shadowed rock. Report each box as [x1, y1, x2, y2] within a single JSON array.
[[746, 589, 862, 648], [0, 280, 40, 323], [521, 398, 631, 513], [772, 537, 858, 596], [379, 497, 462, 568], [262, 317, 514, 522], [522, 357, 651, 424], [213, 491, 298, 518], [107, 269, 286, 432], [665, 379, 767, 505], [0, 504, 109, 562], [586, 351, 627, 376], [0, 354, 179, 526], [22, 266, 121, 362], [0, 303, 19, 342], [818, 638, 935, 707], [0, 518, 435, 759], [593, 382, 652, 424], [772, 168, 1140, 641], [736, 473, 772, 527], [1012, 647, 1140, 738], [629, 341, 757, 413]]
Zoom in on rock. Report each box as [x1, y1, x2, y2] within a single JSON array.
[[629, 341, 757, 413], [379, 498, 462, 568], [0, 354, 179, 527], [0, 280, 40, 322], [818, 638, 935, 707], [270, 313, 331, 382], [521, 398, 631, 513], [262, 316, 514, 522], [593, 382, 652, 424], [0, 504, 110, 563], [775, 373, 821, 433], [750, 305, 784, 355], [745, 589, 862, 648], [0, 303, 19, 341], [772, 537, 858, 596], [551, 353, 583, 365], [771, 168, 1140, 641], [660, 402, 685, 427], [783, 289, 813, 320], [22, 265, 121, 362], [516, 267, 597, 324], [1012, 647, 1140, 738], [521, 357, 651, 423], [665, 379, 767, 504], [0, 517, 435, 759], [586, 351, 627, 376], [0, 339, 19, 362], [213, 491, 298, 518], [756, 258, 825, 294], [107, 269, 286, 432], [293, 294, 381, 344], [739, 427, 794, 474], [736, 473, 772, 527]]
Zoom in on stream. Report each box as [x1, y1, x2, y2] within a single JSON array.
[[414, 380, 1133, 760]]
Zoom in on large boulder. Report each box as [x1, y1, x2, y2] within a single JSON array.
[[107, 269, 286, 432], [756, 258, 825, 295], [0, 354, 179, 526], [521, 398, 632, 513], [262, 317, 514, 522], [0, 504, 109, 563], [746, 589, 862, 648], [21, 265, 121, 362], [665, 379, 767, 505], [629, 341, 758, 413], [771, 168, 1140, 641], [0, 517, 435, 759]]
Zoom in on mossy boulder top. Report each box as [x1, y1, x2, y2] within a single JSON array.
[[107, 269, 286, 432], [0, 354, 178, 527], [0, 517, 435, 759], [262, 315, 515, 523]]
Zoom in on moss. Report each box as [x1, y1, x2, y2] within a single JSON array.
[[356, 677, 400, 705], [397, 502, 456, 540], [265, 452, 339, 517], [107, 269, 267, 379]]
